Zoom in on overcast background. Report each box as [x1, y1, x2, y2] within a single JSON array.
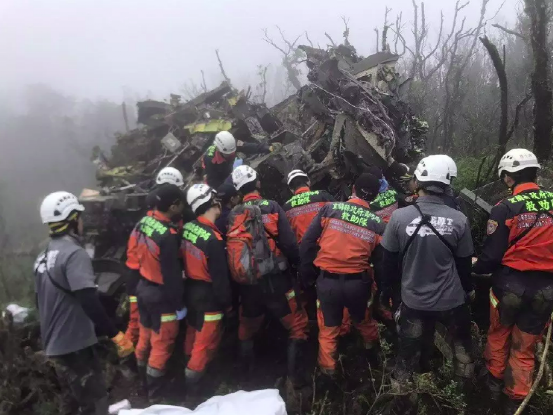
[[0, 0, 519, 251], [0, 0, 517, 102]]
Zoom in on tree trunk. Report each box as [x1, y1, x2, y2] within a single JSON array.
[[480, 36, 508, 158], [525, 0, 553, 161]]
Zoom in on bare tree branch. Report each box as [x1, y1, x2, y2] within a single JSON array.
[[480, 35, 508, 158], [392, 12, 406, 56], [263, 27, 303, 91], [492, 23, 527, 40], [200, 70, 207, 93], [324, 32, 337, 47], [263, 28, 288, 55], [215, 49, 232, 85], [507, 93, 533, 141], [374, 28, 380, 53], [341, 16, 351, 47], [382, 7, 391, 52], [304, 31, 314, 48]]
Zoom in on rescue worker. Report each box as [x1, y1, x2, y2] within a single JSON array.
[[182, 184, 232, 394], [367, 166, 400, 223], [133, 184, 187, 402], [473, 149, 553, 414], [300, 174, 385, 374], [125, 167, 187, 344], [35, 191, 134, 414], [231, 165, 309, 386], [201, 131, 273, 189], [282, 169, 334, 244], [283, 169, 334, 319], [380, 156, 475, 388], [435, 155, 460, 210], [214, 182, 240, 236]]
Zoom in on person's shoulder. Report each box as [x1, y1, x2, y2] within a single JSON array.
[[391, 204, 417, 220], [441, 204, 468, 221], [51, 236, 83, 255]]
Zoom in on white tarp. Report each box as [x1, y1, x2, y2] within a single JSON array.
[[118, 389, 287, 415]]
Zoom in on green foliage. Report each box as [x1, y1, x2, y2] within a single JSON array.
[[453, 156, 496, 192]]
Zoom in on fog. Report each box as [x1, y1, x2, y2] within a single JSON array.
[[0, 0, 517, 250], [1, 0, 514, 100]]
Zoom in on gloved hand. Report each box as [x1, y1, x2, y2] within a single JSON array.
[[111, 331, 134, 358], [269, 142, 283, 153], [176, 308, 188, 321]]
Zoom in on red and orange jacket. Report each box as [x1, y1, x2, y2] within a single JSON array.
[[300, 198, 386, 280], [282, 187, 334, 244], [181, 217, 232, 310], [129, 211, 184, 310], [370, 188, 399, 223], [474, 182, 553, 275], [242, 191, 300, 267]]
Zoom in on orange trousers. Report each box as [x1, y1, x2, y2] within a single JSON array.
[[485, 291, 540, 400], [135, 315, 179, 376], [239, 288, 308, 342], [317, 304, 379, 372], [124, 297, 140, 344], [184, 312, 224, 373]]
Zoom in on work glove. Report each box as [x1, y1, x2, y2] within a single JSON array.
[[269, 142, 283, 153], [111, 331, 134, 358], [176, 308, 188, 321]]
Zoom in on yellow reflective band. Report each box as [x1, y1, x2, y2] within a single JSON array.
[[204, 313, 223, 322], [316, 299, 321, 309], [285, 290, 296, 301], [161, 314, 177, 323], [129, 296, 137, 303], [489, 289, 499, 309]]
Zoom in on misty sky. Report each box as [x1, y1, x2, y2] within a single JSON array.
[[1, 0, 517, 102]]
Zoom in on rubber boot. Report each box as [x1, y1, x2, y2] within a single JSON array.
[[504, 398, 524, 415], [137, 363, 148, 397], [146, 373, 167, 404], [287, 339, 306, 388], [239, 340, 255, 382], [365, 341, 381, 368], [184, 367, 203, 408], [484, 372, 503, 402]]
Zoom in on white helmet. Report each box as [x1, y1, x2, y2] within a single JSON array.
[[287, 169, 309, 186], [156, 167, 184, 187], [40, 191, 85, 224], [498, 148, 540, 178], [214, 131, 237, 155], [414, 156, 451, 185], [438, 155, 457, 178], [232, 165, 257, 191], [186, 184, 217, 213]]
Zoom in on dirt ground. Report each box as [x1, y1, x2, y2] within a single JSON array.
[[107, 288, 553, 415]]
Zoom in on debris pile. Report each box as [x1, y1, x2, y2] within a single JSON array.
[[81, 41, 428, 262]]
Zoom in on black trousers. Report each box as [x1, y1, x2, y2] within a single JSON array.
[[316, 272, 371, 326], [395, 303, 473, 381], [50, 346, 108, 415], [240, 273, 294, 320]]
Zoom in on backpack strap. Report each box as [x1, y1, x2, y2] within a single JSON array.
[[247, 200, 277, 240], [400, 204, 455, 261], [37, 246, 75, 297]]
